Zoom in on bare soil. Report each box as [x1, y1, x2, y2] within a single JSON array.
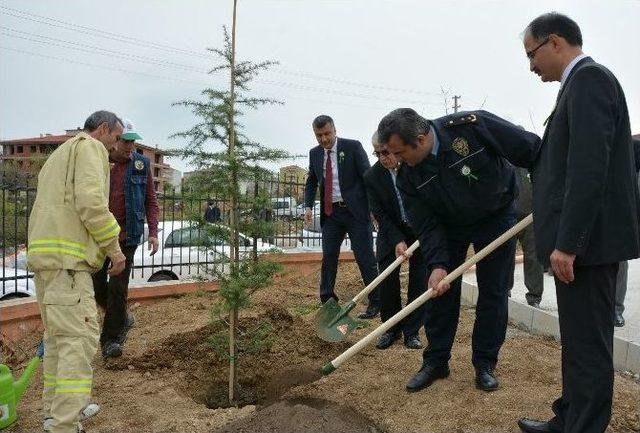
[[4, 262, 639, 433]]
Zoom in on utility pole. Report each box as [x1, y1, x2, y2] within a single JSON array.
[[452, 95, 462, 113]]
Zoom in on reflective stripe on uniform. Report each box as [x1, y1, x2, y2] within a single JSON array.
[[56, 387, 92, 394], [29, 239, 87, 260], [43, 373, 56, 388], [91, 220, 120, 242], [54, 377, 92, 395]]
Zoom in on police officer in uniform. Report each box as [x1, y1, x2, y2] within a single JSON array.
[[377, 108, 540, 392]]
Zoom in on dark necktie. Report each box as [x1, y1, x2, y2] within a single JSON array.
[[324, 150, 333, 216]]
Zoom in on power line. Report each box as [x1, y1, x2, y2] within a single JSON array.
[[452, 95, 461, 113], [0, 3, 446, 98], [0, 4, 210, 58], [0, 38, 441, 106], [0, 28, 210, 73], [266, 69, 444, 97], [0, 45, 211, 86], [0, 46, 433, 109]]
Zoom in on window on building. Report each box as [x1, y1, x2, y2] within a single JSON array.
[[154, 181, 159, 192], [155, 154, 162, 164], [17, 145, 23, 154], [154, 167, 160, 177], [136, 149, 143, 154], [30, 145, 37, 153]]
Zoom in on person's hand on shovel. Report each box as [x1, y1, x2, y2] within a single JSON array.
[[395, 241, 412, 261], [428, 267, 450, 296]]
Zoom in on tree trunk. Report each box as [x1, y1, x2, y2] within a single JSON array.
[[228, 307, 238, 403], [227, 0, 239, 404]]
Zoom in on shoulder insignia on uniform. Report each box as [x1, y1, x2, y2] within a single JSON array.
[[452, 137, 469, 157], [444, 113, 478, 128], [134, 160, 144, 171]]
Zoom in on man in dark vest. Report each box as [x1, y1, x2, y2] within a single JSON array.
[[92, 119, 159, 358]]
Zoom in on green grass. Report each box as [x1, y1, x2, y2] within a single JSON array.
[[289, 304, 318, 316]]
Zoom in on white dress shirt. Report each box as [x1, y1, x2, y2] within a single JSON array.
[[388, 168, 408, 222], [322, 138, 343, 202], [561, 53, 588, 88]]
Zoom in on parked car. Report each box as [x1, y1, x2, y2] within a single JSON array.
[[294, 203, 306, 219], [0, 266, 35, 300], [1, 248, 35, 300], [271, 197, 297, 220], [129, 221, 281, 284], [7, 221, 281, 290], [297, 225, 377, 251]]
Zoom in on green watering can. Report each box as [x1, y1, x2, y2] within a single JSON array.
[[0, 341, 43, 430]]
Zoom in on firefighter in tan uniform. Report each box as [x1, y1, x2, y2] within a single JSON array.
[[28, 111, 126, 433]]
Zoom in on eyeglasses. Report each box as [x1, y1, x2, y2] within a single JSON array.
[[526, 37, 550, 60], [373, 150, 390, 157]]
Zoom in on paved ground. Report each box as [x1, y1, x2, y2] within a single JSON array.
[[466, 259, 640, 344]]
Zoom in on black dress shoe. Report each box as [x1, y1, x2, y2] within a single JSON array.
[[614, 312, 625, 327], [475, 367, 499, 391], [116, 313, 135, 346], [102, 341, 122, 359], [376, 330, 400, 349], [404, 335, 423, 349], [357, 305, 380, 319], [517, 418, 558, 433], [406, 364, 450, 392]]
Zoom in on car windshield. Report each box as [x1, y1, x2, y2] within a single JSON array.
[[164, 226, 252, 248]]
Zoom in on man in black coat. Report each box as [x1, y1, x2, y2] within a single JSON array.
[[204, 199, 221, 223], [304, 115, 380, 318], [379, 108, 540, 393], [519, 13, 640, 433], [364, 132, 427, 350]]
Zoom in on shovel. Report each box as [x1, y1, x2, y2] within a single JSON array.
[[314, 240, 421, 342], [321, 214, 533, 375]]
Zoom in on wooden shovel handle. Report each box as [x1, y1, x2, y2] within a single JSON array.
[[352, 240, 421, 304], [327, 214, 533, 371]]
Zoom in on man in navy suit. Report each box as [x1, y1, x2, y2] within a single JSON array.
[[364, 132, 427, 349], [519, 13, 639, 433], [304, 115, 380, 318]]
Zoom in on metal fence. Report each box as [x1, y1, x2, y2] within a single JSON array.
[[0, 169, 326, 299]]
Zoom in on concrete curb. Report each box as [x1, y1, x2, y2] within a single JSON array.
[[461, 280, 640, 375], [0, 251, 356, 343]]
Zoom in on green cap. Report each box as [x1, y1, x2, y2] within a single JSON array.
[[121, 118, 142, 141]]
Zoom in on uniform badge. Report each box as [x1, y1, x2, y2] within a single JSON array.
[[134, 160, 144, 171], [452, 137, 469, 157]]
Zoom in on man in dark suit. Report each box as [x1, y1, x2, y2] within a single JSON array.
[[204, 199, 221, 223], [364, 132, 427, 350], [519, 13, 640, 433], [304, 115, 380, 318]]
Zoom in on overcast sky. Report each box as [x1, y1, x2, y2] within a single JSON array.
[[1, 0, 638, 174]]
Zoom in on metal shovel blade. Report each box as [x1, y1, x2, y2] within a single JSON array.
[[314, 298, 359, 342]]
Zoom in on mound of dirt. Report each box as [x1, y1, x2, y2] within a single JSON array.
[[214, 397, 383, 433], [106, 305, 349, 409]]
